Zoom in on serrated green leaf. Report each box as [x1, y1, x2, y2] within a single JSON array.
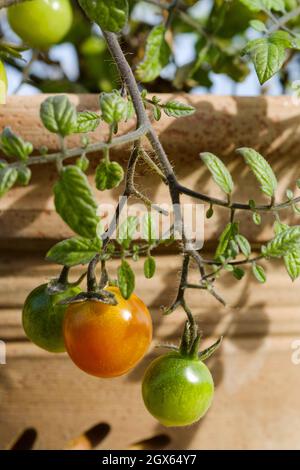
[[272, 222, 300, 280], [95, 159, 124, 190], [78, 0, 128, 32], [144, 256, 156, 279], [99, 92, 128, 124], [118, 260, 135, 299], [17, 166, 31, 186], [252, 263, 266, 283], [263, 225, 300, 257], [238, 147, 277, 197], [0, 127, 33, 161], [253, 212, 262, 225], [117, 216, 138, 249], [201, 152, 234, 195], [54, 165, 99, 238], [74, 111, 101, 133], [235, 234, 251, 257], [215, 222, 239, 260], [40, 95, 77, 137], [136, 25, 171, 83], [232, 267, 245, 280], [153, 105, 162, 121], [46, 236, 102, 267], [243, 31, 292, 84], [0, 166, 18, 197], [163, 100, 195, 118]]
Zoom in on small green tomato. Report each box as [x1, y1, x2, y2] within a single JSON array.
[[142, 351, 214, 427], [8, 0, 73, 49]]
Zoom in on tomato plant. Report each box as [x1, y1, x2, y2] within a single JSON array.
[[1, 0, 300, 431], [22, 283, 81, 353], [8, 0, 73, 49], [63, 286, 152, 378]]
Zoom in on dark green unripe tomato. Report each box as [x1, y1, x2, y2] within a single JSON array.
[[142, 352, 214, 427], [22, 283, 81, 353], [8, 0, 73, 49]]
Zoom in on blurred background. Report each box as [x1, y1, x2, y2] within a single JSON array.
[[1, 0, 300, 98]]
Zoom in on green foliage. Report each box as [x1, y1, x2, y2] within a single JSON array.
[[0, 166, 18, 197], [95, 159, 124, 190], [243, 32, 293, 84], [235, 234, 251, 257], [99, 92, 128, 124], [136, 25, 171, 83], [46, 236, 102, 267], [118, 259, 135, 299], [238, 148, 277, 197], [142, 213, 157, 244], [17, 166, 31, 186], [78, 0, 128, 33], [262, 225, 300, 257], [74, 111, 101, 133], [162, 100, 196, 118], [40, 95, 77, 136], [54, 165, 99, 238], [215, 223, 239, 261], [144, 256, 156, 279], [252, 262, 266, 283], [0, 127, 33, 161], [274, 221, 300, 280], [201, 152, 234, 195]]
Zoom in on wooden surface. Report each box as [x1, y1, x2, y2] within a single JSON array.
[[1, 95, 300, 449], [0, 94, 300, 242]]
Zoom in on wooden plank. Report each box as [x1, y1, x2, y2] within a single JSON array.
[[1, 336, 299, 450]]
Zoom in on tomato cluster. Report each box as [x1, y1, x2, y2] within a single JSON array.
[[23, 282, 215, 427]]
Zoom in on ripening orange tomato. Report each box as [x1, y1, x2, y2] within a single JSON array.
[[63, 286, 152, 378]]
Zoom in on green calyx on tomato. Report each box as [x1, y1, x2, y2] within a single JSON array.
[[8, 0, 73, 49], [22, 283, 81, 353], [0, 61, 7, 105], [142, 321, 222, 427]]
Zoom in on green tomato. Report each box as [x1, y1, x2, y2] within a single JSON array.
[[22, 283, 81, 353], [8, 0, 73, 49], [142, 352, 214, 427], [0, 60, 8, 104]]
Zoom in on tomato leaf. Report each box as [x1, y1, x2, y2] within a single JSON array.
[[0, 127, 33, 161], [237, 147, 277, 197], [262, 225, 300, 257], [17, 166, 31, 186], [136, 25, 171, 83], [0, 166, 18, 197], [235, 234, 251, 257], [201, 152, 234, 195], [163, 100, 195, 118], [40, 95, 77, 136], [243, 31, 292, 84], [99, 92, 128, 124], [78, 0, 128, 33], [252, 263, 266, 283], [95, 159, 124, 190], [215, 222, 239, 260], [144, 256, 156, 279], [74, 111, 101, 133], [239, 0, 285, 13], [46, 236, 102, 267], [118, 260, 135, 299], [54, 165, 99, 238]]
